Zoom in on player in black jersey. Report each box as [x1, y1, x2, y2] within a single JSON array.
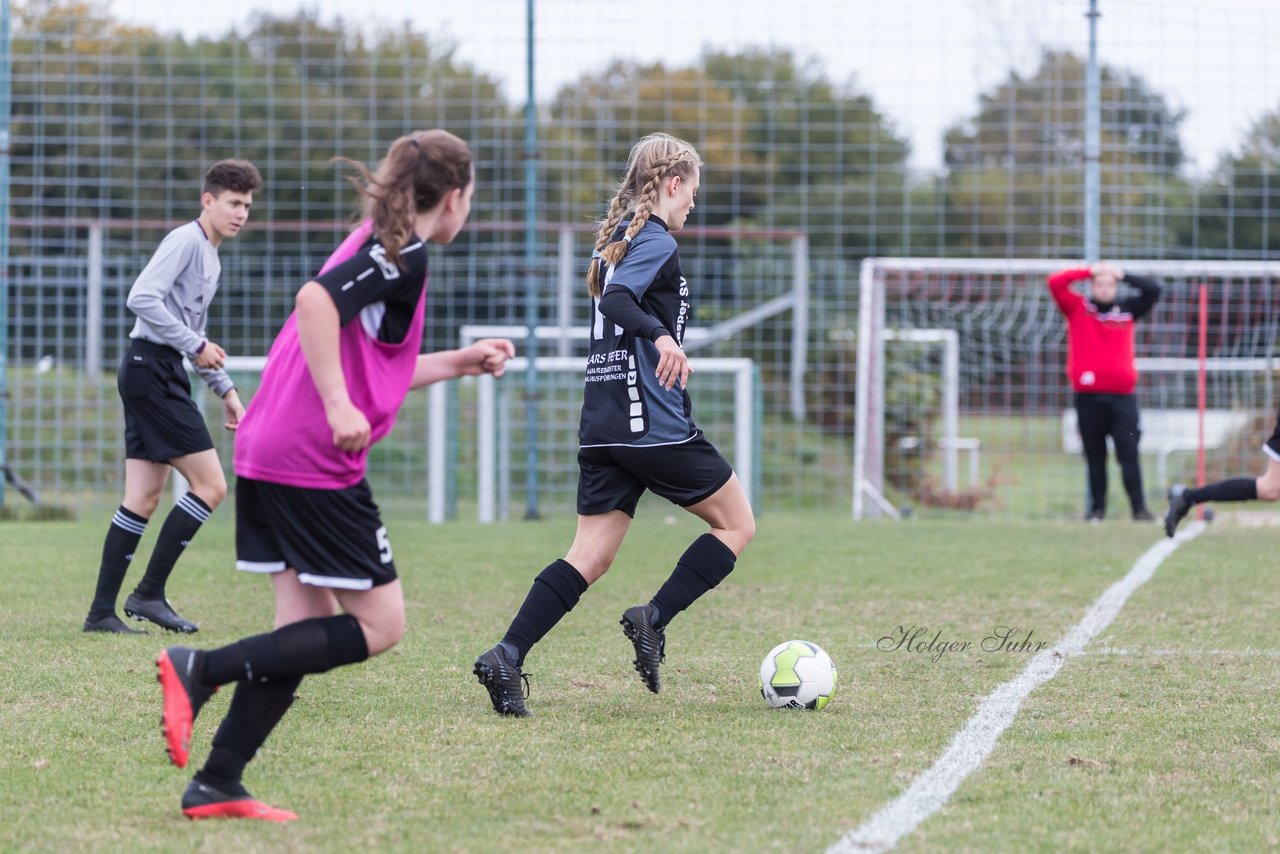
[[474, 133, 755, 716]]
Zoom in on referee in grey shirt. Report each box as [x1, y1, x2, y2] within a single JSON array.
[[83, 160, 262, 635]]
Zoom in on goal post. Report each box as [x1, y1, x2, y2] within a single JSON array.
[[854, 258, 1280, 520]]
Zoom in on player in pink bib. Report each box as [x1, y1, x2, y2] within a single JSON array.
[[151, 130, 514, 821]]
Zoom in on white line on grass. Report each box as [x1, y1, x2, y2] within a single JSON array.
[[828, 521, 1206, 854]]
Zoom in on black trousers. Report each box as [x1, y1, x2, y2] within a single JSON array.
[[1074, 392, 1147, 515]]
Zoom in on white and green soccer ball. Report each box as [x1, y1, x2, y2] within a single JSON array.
[[758, 640, 837, 710]]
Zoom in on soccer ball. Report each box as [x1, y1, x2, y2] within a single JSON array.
[[758, 640, 837, 710]]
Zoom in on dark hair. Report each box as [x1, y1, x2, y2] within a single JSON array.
[[203, 160, 263, 196], [335, 130, 474, 268]]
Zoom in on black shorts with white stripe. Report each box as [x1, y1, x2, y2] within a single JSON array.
[[234, 477, 397, 590]]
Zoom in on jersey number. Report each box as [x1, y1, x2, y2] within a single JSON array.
[[375, 526, 393, 564]]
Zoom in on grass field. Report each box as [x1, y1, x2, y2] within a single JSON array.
[[2, 505, 1278, 851]]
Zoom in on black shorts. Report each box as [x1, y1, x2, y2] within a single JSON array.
[[576, 432, 735, 517], [118, 339, 214, 462], [1264, 407, 1280, 463], [235, 477, 398, 590]]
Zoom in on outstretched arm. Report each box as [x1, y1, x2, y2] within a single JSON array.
[[410, 338, 516, 390]]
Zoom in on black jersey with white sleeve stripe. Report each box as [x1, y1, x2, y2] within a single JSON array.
[[312, 236, 427, 344], [579, 217, 696, 447]]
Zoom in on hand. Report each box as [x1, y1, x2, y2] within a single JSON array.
[[326, 399, 371, 452], [461, 338, 516, 378], [194, 341, 227, 370], [221, 389, 245, 431], [653, 335, 691, 391]]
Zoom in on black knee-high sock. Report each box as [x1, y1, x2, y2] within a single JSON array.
[[132, 492, 211, 598], [199, 615, 369, 687], [649, 534, 737, 630], [501, 559, 589, 665], [89, 506, 149, 616], [1185, 478, 1257, 505], [197, 675, 303, 788]]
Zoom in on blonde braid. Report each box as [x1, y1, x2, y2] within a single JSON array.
[[587, 192, 629, 297], [587, 154, 681, 298]]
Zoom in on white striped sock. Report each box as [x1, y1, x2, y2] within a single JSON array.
[[176, 493, 211, 523], [111, 510, 148, 535]]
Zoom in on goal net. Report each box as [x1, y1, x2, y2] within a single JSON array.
[[854, 258, 1280, 519]]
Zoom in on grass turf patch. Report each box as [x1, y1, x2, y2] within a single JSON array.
[[0, 509, 1267, 850]]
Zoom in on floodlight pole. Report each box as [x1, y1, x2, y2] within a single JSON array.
[[522, 0, 541, 519], [1084, 0, 1101, 263]]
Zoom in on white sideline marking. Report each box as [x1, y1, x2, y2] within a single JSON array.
[[828, 522, 1206, 854]]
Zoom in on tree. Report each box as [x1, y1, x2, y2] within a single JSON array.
[[10, 1, 518, 359], [12, 2, 512, 232], [541, 59, 762, 229], [934, 49, 1188, 258], [701, 48, 912, 257], [1173, 108, 1280, 257]]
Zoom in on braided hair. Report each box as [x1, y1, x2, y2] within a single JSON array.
[[586, 133, 702, 298]]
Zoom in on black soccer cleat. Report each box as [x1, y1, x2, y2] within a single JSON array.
[[473, 644, 531, 717], [620, 604, 666, 694], [1164, 485, 1192, 538], [156, 646, 217, 768], [83, 612, 148, 634], [125, 593, 198, 633], [1132, 508, 1156, 523]]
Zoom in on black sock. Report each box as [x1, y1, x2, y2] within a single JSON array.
[[1185, 478, 1257, 505], [199, 615, 369, 686], [197, 675, 303, 788], [649, 534, 737, 630], [501, 559, 589, 666], [89, 506, 149, 616], [132, 492, 211, 599]]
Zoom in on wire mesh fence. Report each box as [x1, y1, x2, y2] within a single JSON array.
[[4, 0, 1278, 517]]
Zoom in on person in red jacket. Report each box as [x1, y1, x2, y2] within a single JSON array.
[[1048, 262, 1162, 522]]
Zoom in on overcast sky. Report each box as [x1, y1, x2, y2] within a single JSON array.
[[106, 0, 1280, 175]]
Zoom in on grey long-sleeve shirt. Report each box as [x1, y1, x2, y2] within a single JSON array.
[[126, 220, 235, 398]]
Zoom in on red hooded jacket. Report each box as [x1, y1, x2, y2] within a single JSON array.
[[1047, 267, 1162, 394]]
